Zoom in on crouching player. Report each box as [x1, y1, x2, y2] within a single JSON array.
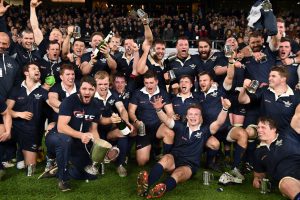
[[45, 76, 108, 191]]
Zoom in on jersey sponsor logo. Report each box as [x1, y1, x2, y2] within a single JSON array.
[[139, 101, 147, 104], [17, 97, 25, 100], [34, 94, 43, 99], [73, 111, 95, 121], [40, 65, 47, 69], [173, 104, 180, 107], [282, 100, 292, 108], [194, 131, 203, 139], [275, 139, 283, 147]]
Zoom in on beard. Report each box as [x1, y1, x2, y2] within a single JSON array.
[[199, 50, 210, 60]]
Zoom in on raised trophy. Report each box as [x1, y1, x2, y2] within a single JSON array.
[[84, 138, 112, 175]]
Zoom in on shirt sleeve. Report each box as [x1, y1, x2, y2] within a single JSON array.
[[0, 95, 7, 113], [58, 97, 74, 116]]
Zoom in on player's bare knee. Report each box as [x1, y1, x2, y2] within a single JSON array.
[[206, 137, 220, 150]]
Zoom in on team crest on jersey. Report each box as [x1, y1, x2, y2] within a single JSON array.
[[6, 63, 13, 68], [210, 91, 218, 97], [189, 64, 196, 69], [210, 56, 217, 61], [100, 58, 107, 63], [282, 100, 292, 108], [108, 99, 115, 105], [122, 92, 130, 99], [34, 94, 42, 99], [56, 67, 61, 72], [275, 139, 283, 147], [194, 131, 203, 139]]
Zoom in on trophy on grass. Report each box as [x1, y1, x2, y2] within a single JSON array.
[[84, 138, 113, 175]]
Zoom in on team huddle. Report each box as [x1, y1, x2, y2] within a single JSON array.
[[0, 0, 300, 199]]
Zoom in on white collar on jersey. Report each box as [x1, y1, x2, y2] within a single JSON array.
[[21, 81, 41, 95], [258, 134, 279, 149], [140, 86, 160, 99], [268, 86, 294, 101], [61, 82, 77, 97]]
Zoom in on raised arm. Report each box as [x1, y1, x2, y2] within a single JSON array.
[[30, 0, 43, 45], [136, 41, 151, 75], [0, 0, 10, 33], [209, 97, 231, 134], [151, 96, 174, 129], [62, 26, 74, 60]]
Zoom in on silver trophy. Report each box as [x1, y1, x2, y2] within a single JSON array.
[[84, 139, 112, 175], [224, 44, 234, 58], [137, 121, 146, 136], [260, 178, 271, 194], [247, 80, 260, 94], [203, 171, 214, 185], [168, 70, 177, 82], [137, 9, 149, 24], [73, 25, 81, 39]]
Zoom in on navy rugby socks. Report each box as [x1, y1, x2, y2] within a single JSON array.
[[148, 163, 164, 186], [164, 176, 177, 192]]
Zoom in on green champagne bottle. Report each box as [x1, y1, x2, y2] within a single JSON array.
[[93, 31, 114, 59], [118, 119, 130, 135]]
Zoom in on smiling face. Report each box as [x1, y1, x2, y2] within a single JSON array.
[[186, 107, 203, 127], [60, 69, 75, 87], [21, 32, 34, 50], [199, 74, 213, 93], [249, 36, 263, 52], [152, 43, 166, 61], [72, 40, 85, 57], [257, 121, 277, 143], [96, 76, 110, 97]]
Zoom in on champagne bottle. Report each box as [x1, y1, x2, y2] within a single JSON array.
[[93, 31, 114, 59], [118, 119, 131, 135]]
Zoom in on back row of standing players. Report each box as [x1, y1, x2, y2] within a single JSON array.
[[0, 0, 300, 195]]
